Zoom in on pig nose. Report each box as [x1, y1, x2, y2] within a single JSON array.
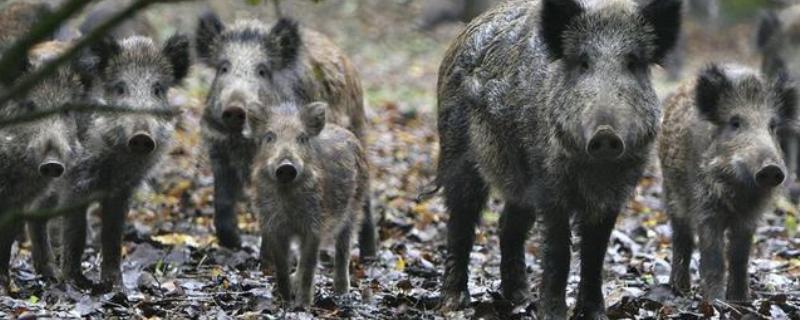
[[128, 132, 156, 154], [275, 163, 298, 184], [38, 160, 65, 178], [222, 105, 247, 130], [755, 164, 785, 188], [586, 126, 625, 160]]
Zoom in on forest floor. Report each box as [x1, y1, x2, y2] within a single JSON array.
[[0, 1, 798, 319]]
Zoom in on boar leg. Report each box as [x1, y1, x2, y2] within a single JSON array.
[[698, 216, 726, 302], [265, 230, 291, 304], [575, 211, 619, 320], [726, 224, 754, 303], [499, 202, 535, 305], [669, 214, 694, 294], [358, 197, 377, 258], [99, 193, 131, 292], [539, 205, 571, 320], [295, 234, 321, 308], [28, 194, 59, 280], [439, 156, 488, 311], [62, 204, 92, 289], [334, 223, 352, 294], [0, 218, 22, 295], [211, 155, 244, 248]]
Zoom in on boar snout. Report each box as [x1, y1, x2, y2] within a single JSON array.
[[128, 131, 156, 154], [38, 159, 65, 178], [222, 105, 247, 130], [275, 161, 299, 184], [586, 125, 625, 160], [755, 163, 786, 188]]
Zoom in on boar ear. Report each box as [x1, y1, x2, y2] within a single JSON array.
[[301, 102, 327, 136], [266, 18, 301, 70], [163, 33, 191, 83], [641, 0, 682, 64], [756, 10, 780, 52], [89, 36, 121, 74], [774, 70, 798, 126], [695, 64, 731, 123], [196, 12, 225, 64], [540, 0, 583, 60]]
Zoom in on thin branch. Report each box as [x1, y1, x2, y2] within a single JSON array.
[[0, 0, 193, 106], [0, 0, 95, 85], [0, 103, 181, 127], [0, 192, 105, 228]]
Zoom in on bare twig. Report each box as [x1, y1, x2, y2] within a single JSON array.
[[0, 103, 181, 127], [0, 0, 192, 106], [0, 192, 105, 228], [0, 0, 94, 85]]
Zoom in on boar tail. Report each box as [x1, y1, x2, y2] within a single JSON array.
[[416, 180, 441, 202]]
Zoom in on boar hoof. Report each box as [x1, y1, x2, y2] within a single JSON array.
[[574, 308, 609, 320], [439, 289, 470, 311], [502, 286, 530, 306], [216, 228, 242, 249], [67, 273, 98, 291]]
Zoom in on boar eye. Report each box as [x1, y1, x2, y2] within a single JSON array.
[[263, 131, 276, 143], [19, 100, 36, 112], [256, 63, 269, 79], [577, 54, 590, 73], [770, 119, 779, 132], [729, 116, 742, 130], [153, 83, 167, 99], [218, 61, 231, 74], [112, 82, 127, 96], [626, 53, 644, 73]]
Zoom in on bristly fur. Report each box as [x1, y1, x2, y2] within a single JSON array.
[[195, 12, 225, 63]]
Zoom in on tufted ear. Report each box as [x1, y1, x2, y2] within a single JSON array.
[[265, 18, 302, 70], [641, 0, 682, 64], [540, 0, 583, 60], [695, 64, 731, 124], [163, 33, 191, 83], [89, 36, 122, 74], [756, 10, 781, 52], [301, 101, 327, 136], [195, 12, 225, 65]]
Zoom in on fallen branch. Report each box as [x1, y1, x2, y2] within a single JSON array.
[[0, 103, 181, 128]]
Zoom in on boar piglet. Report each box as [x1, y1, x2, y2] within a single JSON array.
[[660, 64, 796, 302], [32, 34, 191, 292], [435, 0, 681, 318], [194, 14, 374, 254], [252, 101, 366, 308], [0, 52, 84, 294]]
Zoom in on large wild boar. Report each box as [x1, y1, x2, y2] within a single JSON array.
[[0, 52, 83, 295], [194, 14, 375, 256], [660, 64, 795, 302], [434, 0, 681, 318], [29, 34, 191, 292]]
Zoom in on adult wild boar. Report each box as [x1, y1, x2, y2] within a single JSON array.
[[434, 0, 681, 318]]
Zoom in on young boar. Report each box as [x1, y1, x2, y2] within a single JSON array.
[[659, 64, 795, 302], [35, 34, 191, 292], [434, 0, 681, 318], [757, 4, 800, 191], [194, 14, 375, 256], [252, 101, 366, 308], [0, 53, 83, 294]]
